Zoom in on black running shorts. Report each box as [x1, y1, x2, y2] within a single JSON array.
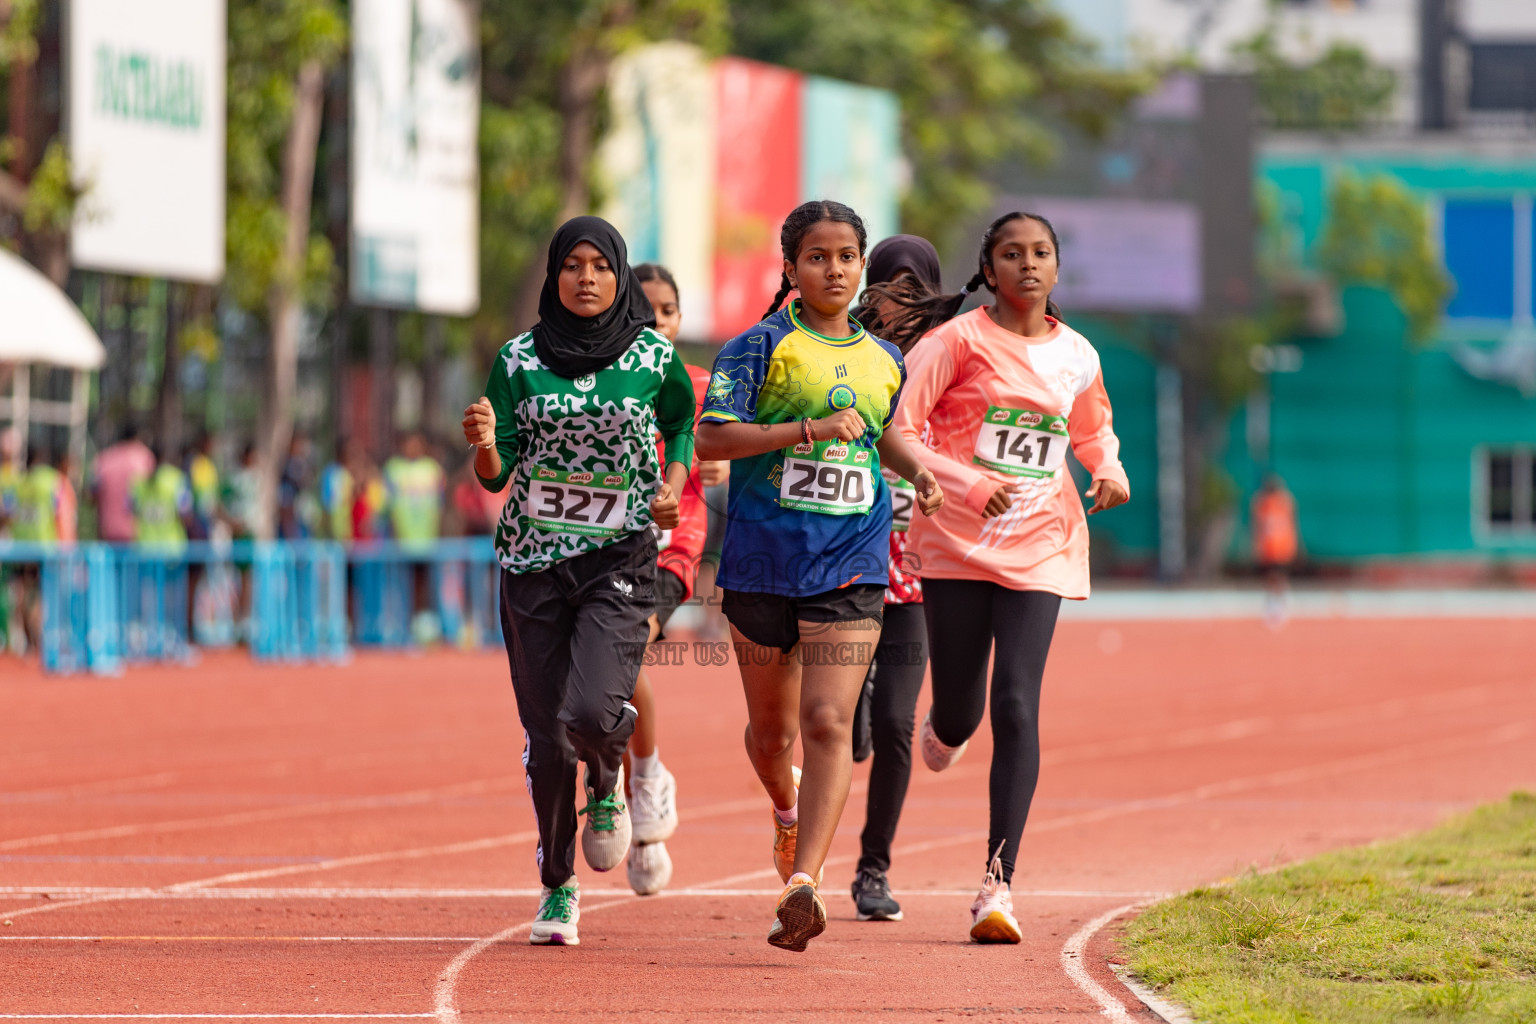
[[721, 584, 884, 653]]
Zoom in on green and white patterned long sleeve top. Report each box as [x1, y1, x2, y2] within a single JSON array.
[[476, 327, 697, 573]]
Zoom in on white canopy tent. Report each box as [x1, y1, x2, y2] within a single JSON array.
[[0, 246, 106, 472]]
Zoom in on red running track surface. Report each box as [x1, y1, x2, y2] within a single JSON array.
[[2, 618, 1534, 1022]]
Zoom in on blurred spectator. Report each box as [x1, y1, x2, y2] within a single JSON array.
[[55, 453, 78, 544], [92, 424, 155, 543], [1252, 473, 1299, 628], [383, 432, 445, 545], [223, 444, 262, 541], [318, 438, 359, 542], [279, 433, 318, 540], [351, 460, 389, 541], [133, 445, 192, 547], [449, 454, 508, 536], [0, 426, 19, 538], [186, 434, 221, 542], [11, 447, 64, 543]]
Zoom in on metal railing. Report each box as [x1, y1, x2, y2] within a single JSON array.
[[0, 539, 435, 675]]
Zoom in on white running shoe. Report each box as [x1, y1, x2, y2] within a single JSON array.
[[920, 713, 968, 772], [529, 876, 580, 946], [629, 762, 678, 843], [969, 847, 1021, 944], [579, 765, 632, 872], [627, 840, 673, 896]]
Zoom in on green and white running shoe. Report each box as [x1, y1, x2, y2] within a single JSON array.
[[529, 877, 580, 946], [579, 765, 632, 872]]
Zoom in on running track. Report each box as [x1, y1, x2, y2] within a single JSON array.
[[3, 617, 1534, 1022]]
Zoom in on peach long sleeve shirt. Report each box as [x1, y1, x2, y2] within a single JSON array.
[[893, 307, 1130, 599]]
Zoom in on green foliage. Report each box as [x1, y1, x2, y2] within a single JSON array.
[[0, 0, 38, 71], [21, 138, 81, 234], [1317, 173, 1452, 343], [729, 0, 1144, 248], [475, 99, 563, 343], [1123, 793, 1536, 1024], [1233, 27, 1396, 133], [223, 0, 346, 316]]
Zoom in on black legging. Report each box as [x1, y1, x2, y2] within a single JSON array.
[[922, 579, 1061, 884], [857, 602, 928, 874]]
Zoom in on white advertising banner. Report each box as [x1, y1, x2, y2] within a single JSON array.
[[351, 0, 480, 315], [68, 0, 226, 282]]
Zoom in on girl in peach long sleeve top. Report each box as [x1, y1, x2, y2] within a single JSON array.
[[894, 307, 1129, 600]]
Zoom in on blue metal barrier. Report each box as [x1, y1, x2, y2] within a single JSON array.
[[0, 540, 351, 675], [347, 539, 502, 650]]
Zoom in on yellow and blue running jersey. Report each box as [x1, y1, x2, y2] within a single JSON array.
[[701, 300, 906, 596]]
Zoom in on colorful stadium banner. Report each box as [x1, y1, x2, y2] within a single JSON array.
[[601, 47, 902, 342], [598, 43, 718, 340], [68, 0, 226, 282]]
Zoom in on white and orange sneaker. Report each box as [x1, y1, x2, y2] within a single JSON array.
[[969, 848, 1021, 944], [767, 872, 826, 952], [920, 713, 968, 772]]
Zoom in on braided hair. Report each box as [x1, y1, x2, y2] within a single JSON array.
[[867, 212, 1063, 348], [761, 200, 869, 321], [633, 262, 679, 301]]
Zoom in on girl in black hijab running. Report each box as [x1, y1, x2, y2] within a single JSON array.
[[462, 216, 697, 947]]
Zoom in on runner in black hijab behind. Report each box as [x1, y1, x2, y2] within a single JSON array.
[[846, 233, 945, 922]]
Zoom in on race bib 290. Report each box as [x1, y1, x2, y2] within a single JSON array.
[[778, 440, 876, 515]]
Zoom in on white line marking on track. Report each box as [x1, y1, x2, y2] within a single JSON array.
[[1059, 903, 1145, 1022], [0, 776, 524, 852], [0, 885, 1168, 901], [0, 772, 182, 802]]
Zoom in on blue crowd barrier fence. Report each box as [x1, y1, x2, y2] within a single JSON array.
[[346, 539, 503, 650], [0, 540, 363, 675]]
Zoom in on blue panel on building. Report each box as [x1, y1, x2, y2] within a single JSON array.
[[1443, 200, 1515, 320]]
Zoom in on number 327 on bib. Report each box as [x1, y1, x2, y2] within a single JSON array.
[[973, 407, 1069, 478]]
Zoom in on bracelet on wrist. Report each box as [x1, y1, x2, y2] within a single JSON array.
[[801, 417, 814, 444]]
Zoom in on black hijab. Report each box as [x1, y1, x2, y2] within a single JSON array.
[[865, 234, 942, 291], [532, 216, 656, 379]]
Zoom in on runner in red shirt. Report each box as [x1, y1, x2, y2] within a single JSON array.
[[623, 263, 725, 895]]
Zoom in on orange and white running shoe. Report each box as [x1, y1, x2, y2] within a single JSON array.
[[969, 846, 1022, 944], [772, 766, 802, 883], [767, 872, 826, 952], [920, 713, 968, 772]]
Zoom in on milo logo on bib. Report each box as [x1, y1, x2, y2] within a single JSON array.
[[973, 405, 1069, 478]]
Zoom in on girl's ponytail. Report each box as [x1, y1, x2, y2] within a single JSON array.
[[761, 272, 794, 322], [864, 270, 987, 353]]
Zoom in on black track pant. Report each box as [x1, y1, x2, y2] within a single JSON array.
[[921, 579, 1061, 884], [499, 530, 656, 889], [857, 602, 929, 874]]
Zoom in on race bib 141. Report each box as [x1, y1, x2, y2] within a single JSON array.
[[527, 467, 631, 536], [972, 406, 1069, 478], [778, 440, 876, 515]]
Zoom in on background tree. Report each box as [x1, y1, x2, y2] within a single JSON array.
[[225, 0, 346, 537], [1232, 27, 1397, 133]]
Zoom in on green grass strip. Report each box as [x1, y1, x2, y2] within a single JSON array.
[[1122, 792, 1536, 1023]]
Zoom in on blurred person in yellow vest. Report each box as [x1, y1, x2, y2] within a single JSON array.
[[133, 445, 192, 548], [319, 437, 369, 543], [186, 434, 221, 542], [383, 433, 445, 546], [383, 432, 445, 644], [12, 447, 69, 544], [1251, 473, 1299, 629], [0, 426, 21, 539]]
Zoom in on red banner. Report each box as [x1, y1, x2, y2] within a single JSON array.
[[712, 57, 803, 340]]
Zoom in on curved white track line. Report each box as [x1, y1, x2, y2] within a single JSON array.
[[1059, 902, 1144, 1022]]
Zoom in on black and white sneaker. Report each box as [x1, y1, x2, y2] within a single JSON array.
[[850, 866, 903, 921]]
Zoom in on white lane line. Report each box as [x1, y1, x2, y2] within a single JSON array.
[[1, 773, 182, 802], [0, 777, 523, 852], [0, 885, 1168, 901], [692, 719, 1535, 890], [431, 896, 636, 1024], [1059, 903, 1145, 1022]]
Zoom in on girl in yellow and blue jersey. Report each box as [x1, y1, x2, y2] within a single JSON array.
[[695, 200, 945, 952]]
